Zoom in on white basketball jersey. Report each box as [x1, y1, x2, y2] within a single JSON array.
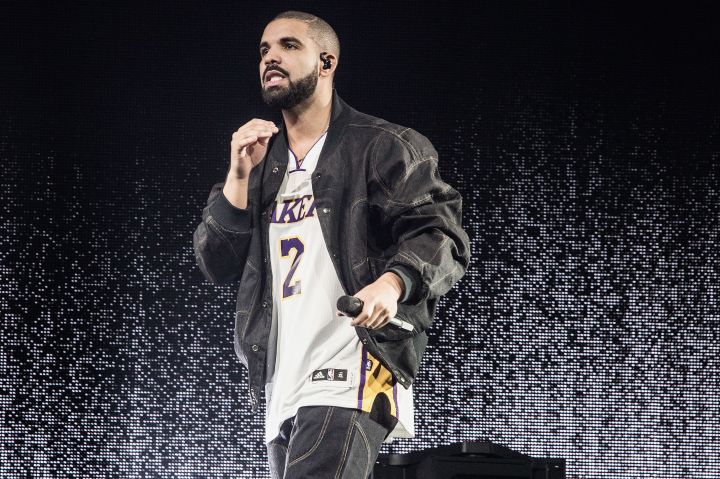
[[264, 133, 414, 444]]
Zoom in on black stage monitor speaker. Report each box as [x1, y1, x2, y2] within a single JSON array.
[[372, 440, 566, 479]]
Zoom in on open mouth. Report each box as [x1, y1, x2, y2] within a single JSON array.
[[264, 70, 287, 87]]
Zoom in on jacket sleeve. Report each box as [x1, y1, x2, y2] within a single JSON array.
[[192, 182, 254, 285], [369, 129, 470, 304]]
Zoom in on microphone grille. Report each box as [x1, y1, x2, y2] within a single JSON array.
[[336, 295, 363, 317]]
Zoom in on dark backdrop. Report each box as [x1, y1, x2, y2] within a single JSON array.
[[2, 1, 718, 478]]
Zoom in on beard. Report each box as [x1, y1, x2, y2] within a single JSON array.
[[261, 69, 318, 110]]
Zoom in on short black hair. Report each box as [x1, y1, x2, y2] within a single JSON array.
[[273, 11, 340, 60]]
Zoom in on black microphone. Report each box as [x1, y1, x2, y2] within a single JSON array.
[[336, 295, 414, 331]]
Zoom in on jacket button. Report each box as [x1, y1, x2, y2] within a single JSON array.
[[252, 344, 259, 352], [262, 301, 268, 308], [322, 207, 330, 214], [272, 166, 279, 173]]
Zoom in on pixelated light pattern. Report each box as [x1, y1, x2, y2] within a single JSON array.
[[2, 10, 720, 477]]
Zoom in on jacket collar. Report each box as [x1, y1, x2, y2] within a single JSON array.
[[322, 89, 352, 163], [329, 88, 350, 125]]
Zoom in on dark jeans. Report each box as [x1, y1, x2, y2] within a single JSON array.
[[267, 405, 393, 478]]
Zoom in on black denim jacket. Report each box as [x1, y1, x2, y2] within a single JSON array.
[[193, 92, 470, 412]]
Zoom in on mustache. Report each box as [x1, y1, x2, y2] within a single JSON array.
[[263, 65, 290, 79]]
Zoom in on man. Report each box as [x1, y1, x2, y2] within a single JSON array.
[[193, 10, 469, 478]]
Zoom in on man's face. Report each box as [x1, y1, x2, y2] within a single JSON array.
[[259, 19, 320, 110]]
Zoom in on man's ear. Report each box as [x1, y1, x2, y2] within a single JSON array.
[[319, 52, 337, 76]]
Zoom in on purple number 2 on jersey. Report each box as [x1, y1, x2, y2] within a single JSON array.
[[280, 237, 304, 298]]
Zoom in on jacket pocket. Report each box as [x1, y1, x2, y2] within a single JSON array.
[[233, 311, 249, 368], [233, 257, 261, 369]]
